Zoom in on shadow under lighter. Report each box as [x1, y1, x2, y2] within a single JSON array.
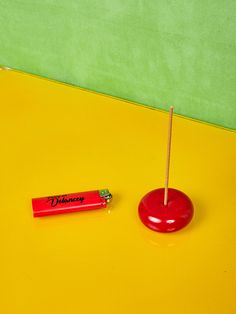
[[32, 189, 112, 217]]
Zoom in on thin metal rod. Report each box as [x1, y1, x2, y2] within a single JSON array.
[[164, 106, 174, 206]]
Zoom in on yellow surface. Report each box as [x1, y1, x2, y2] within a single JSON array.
[[1, 69, 236, 314]]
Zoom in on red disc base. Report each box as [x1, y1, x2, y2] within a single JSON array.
[[138, 188, 194, 232]]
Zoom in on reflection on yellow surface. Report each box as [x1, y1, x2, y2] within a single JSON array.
[[1, 69, 236, 314]]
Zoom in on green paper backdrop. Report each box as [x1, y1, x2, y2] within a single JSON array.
[[0, 1, 236, 129]]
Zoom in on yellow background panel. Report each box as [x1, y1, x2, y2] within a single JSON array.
[[0, 69, 236, 314]]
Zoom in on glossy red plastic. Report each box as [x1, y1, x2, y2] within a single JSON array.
[[32, 190, 109, 217], [138, 188, 194, 232]]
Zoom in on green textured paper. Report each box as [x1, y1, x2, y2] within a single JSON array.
[[0, 1, 236, 129]]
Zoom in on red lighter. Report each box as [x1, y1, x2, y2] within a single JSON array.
[[32, 189, 112, 217]]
